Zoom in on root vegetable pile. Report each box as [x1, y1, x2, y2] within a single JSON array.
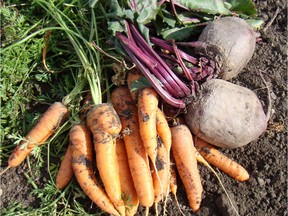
[[2, 1, 270, 215], [2, 80, 254, 215]]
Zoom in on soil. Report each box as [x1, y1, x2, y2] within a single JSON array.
[[1, 0, 287, 215]]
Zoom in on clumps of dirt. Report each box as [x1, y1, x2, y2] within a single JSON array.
[[0, 164, 37, 208]]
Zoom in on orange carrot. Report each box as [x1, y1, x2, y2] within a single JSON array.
[[116, 138, 139, 216], [171, 124, 203, 212], [126, 69, 144, 103], [194, 138, 250, 181], [137, 87, 159, 169], [152, 137, 170, 216], [111, 86, 154, 208], [69, 124, 120, 216], [167, 154, 185, 216], [55, 144, 73, 189], [93, 131, 125, 216], [86, 103, 125, 216], [86, 103, 122, 137], [156, 108, 172, 153], [8, 102, 68, 168], [169, 154, 178, 197]]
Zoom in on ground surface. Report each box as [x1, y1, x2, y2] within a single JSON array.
[[1, 0, 287, 215]]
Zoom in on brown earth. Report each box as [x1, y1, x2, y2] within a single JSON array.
[[0, 0, 287, 215]]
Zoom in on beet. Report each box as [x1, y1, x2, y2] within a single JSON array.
[[196, 17, 258, 80], [184, 79, 268, 148]]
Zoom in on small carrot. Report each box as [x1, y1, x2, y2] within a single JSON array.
[[116, 138, 139, 216], [55, 92, 92, 190], [138, 87, 159, 165], [94, 131, 125, 216], [167, 154, 185, 216], [152, 137, 170, 216], [171, 124, 203, 212], [126, 69, 144, 103], [169, 155, 178, 198], [86, 103, 125, 216], [7, 102, 68, 168], [55, 144, 73, 190], [195, 148, 240, 216], [194, 138, 250, 181], [111, 86, 154, 208], [69, 124, 120, 216], [156, 108, 172, 153]]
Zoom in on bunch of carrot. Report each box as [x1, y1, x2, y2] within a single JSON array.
[[2, 70, 250, 216]]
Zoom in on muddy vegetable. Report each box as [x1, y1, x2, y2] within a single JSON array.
[[185, 79, 268, 148], [195, 16, 258, 80]]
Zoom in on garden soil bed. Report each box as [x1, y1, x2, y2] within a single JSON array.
[[1, 0, 287, 215]]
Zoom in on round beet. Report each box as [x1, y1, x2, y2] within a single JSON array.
[[196, 17, 258, 80], [184, 79, 268, 148]]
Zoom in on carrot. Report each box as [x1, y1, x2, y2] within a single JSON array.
[[137, 87, 159, 165], [195, 148, 240, 216], [126, 69, 144, 103], [167, 154, 185, 216], [152, 137, 170, 216], [86, 103, 122, 137], [93, 131, 125, 216], [86, 103, 125, 216], [156, 108, 172, 153], [116, 138, 139, 216], [137, 87, 162, 196], [194, 138, 250, 181], [169, 155, 178, 197], [171, 124, 203, 212], [55, 91, 92, 190], [69, 124, 120, 216], [7, 102, 68, 168], [111, 86, 154, 208], [55, 144, 73, 189]]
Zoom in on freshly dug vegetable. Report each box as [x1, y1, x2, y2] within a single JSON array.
[[70, 124, 120, 216], [111, 86, 154, 208], [86, 103, 125, 216], [116, 139, 139, 216], [94, 131, 125, 216], [195, 16, 258, 80], [185, 79, 268, 148], [8, 102, 68, 168], [56, 144, 73, 189], [137, 87, 159, 165], [171, 124, 203, 212], [152, 137, 170, 215], [195, 138, 249, 181]]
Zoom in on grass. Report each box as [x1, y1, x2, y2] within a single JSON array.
[[1, 0, 122, 214]]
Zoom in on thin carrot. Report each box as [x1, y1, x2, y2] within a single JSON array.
[[55, 91, 92, 190], [126, 69, 144, 103], [152, 137, 170, 216], [111, 86, 154, 208], [69, 124, 120, 216], [93, 131, 125, 216], [86, 103, 125, 216], [169, 155, 178, 198], [167, 154, 185, 216], [137, 87, 159, 165], [7, 102, 68, 168], [195, 150, 240, 216], [116, 138, 139, 216], [171, 124, 203, 212], [55, 144, 73, 190], [156, 108, 172, 153], [194, 138, 250, 181]]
